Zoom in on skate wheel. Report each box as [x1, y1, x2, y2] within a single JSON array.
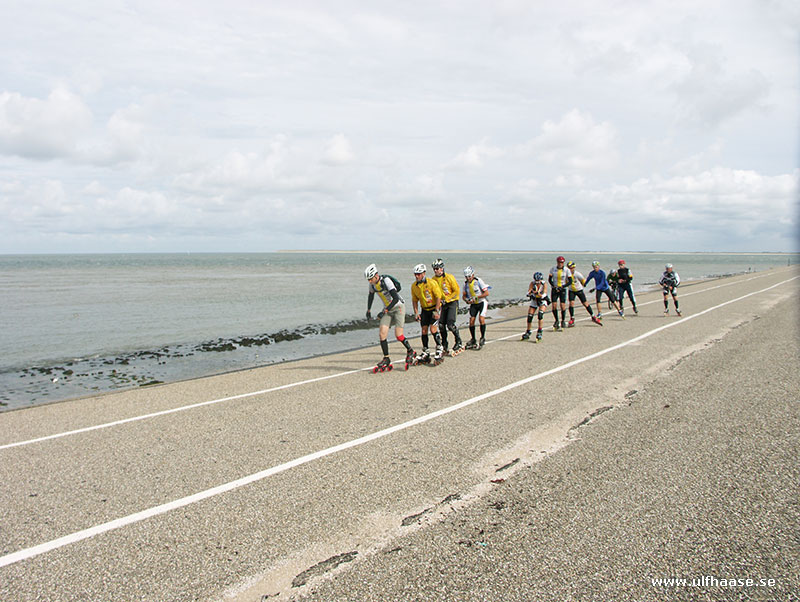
[[387, 364, 393, 371], [373, 366, 379, 373]]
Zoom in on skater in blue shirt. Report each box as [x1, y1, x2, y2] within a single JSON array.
[[584, 261, 624, 321]]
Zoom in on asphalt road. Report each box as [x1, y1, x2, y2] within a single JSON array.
[[1, 267, 797, 601]]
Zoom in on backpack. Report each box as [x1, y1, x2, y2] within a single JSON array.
[[382, 274, 402, 292]]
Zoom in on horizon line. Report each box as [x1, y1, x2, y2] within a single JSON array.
[[0, 250, 797, 256]]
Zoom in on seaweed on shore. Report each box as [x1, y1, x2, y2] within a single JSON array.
[[2, 296, 531, 411]]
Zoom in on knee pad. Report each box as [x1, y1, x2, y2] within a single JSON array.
[[538, 311, 544, 320]]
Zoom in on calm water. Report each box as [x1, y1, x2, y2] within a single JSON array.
[[1, 251, 794, 410]]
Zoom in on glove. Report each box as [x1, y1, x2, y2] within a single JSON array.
[[366, 310, 372, 320], [377, 309, 386, 319]]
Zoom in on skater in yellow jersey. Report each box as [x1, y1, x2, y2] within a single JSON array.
[[432, 258, 464, 355], [566, 261, 602, 327], [410, 264, 445, 365], [548, 256, 573, 331]]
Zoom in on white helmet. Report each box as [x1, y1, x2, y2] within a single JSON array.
[[665, 263, 673, 269], [463, 266, 475, 278], [364, 263, 378, 279], [414, 263, 427, 274]]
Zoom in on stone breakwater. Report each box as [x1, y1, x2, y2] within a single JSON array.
[[0, 297, 526, 411]]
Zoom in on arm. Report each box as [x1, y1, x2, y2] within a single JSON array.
[[584, 271, 597, 292], [451, 275, 461, 299], [433, 282, 443, 314], [384, 287, 401, 312], [367, 291, 374, 319]]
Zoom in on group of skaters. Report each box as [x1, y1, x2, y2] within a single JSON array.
[[364, 257, 682, 371]]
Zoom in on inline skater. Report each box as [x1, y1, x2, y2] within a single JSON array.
[[432, 258, 464, 355], [365, 263, 415, 371], [521, 271, 548, 343], [659, 264, 682, 316], [616, 260, 638, 314], [584, 261, 624, 321], [607, 269, 620, 311], [411, 264, 445, 365], [462, 266, 490, 349], [548, 256, 573, 331], [566, 261, 601, 326]]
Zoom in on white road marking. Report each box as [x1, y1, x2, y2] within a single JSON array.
[[0, 368, 372, 451], [0, 269, 782, 450], [0, 275, 795, 569]]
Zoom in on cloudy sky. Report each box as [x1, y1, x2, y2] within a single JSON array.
[[1, 0, 797, 253]]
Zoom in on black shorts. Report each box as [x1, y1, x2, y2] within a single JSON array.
[[662, 286, 678, 296], [595, 288, 615, 303], [420, 308, 439, 327], [552, 288, 567, 303], [568, 289, 587, 304], [469, 301, 487, 318], [440, 300, 458, 326]]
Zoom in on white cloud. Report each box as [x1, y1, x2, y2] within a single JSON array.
[[671, 43, 770, 128], [446, 141, 504, 170], [526, 109, 619, 171], [173, 136, 315, 193], [579, 167, 798, 245], [0, 1, 796, 252], [553, 174, 585, 188], [323, 134, 355, 165], [0, 88, 92, 158]]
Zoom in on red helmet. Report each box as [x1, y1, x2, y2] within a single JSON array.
[[618, 259, 625, 265], [556, 256, 565, 263]]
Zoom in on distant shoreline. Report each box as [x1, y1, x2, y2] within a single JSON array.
[[1, 250, 795, 258], [277, 250, 796, 256]]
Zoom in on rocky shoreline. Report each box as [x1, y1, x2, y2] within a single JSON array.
[[0, 297, 527, 411]]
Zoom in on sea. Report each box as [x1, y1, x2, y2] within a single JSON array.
[[1, 251, 795, 411]]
